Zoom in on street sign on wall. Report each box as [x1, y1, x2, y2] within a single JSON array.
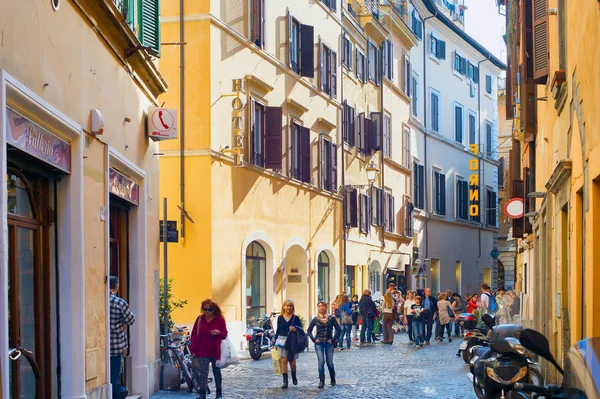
[[148, 107, 177, 141], [159, 220, 179, 243]]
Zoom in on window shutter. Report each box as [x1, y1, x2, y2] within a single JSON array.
[[251, 0, 259, 43], [364, 117, 372, 154], [319, 41, 326, 91], [349, 106, 356, 147], [390, 195, 396, 232], [300, 127, 311, 183], [455, 106, 462, 142], [390, 41, 394, 79], [139, 0, 161, 56], [331, 143, 337, 192], [463, 181, 469, 219], [366, 194, 371, 233], [330, 50, 337, 98], [264, 107, 283, 169], [522, 83, 537, 141], [532, 0, 549, 82], [440, 174, 446, 215], [486, 75, 492, 93], [378, 188, 384, 226], [382, 41, 388, 78], [383, 193, 389, 231], [330, 0, 337, 12], [407, 61, 412, 97], [370, 112, 382, 151], [350, 189, 358, 227], [360, 194, 365, 233], [438, 40, 446, 60], [419, 164, 425, 209], [370, 187, 377, 225], [358, 112, 364, 152], [300, 24, 315, 78], [287, 12, 293, 69], [342, 102, 348, 143], [512, 179, 525, 237], [320, 136, 326, 189], [524, 167, 532, 234]]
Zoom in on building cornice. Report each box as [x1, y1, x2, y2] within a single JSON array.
[[545, 159, 573, 194]]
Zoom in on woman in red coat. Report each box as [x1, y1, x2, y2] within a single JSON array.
[[191, 299, 228, 399]]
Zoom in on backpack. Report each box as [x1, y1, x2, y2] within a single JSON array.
[[484, 292, 497, 313]]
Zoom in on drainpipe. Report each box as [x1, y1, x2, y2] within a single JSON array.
[[341, 28, 347, 295], [179, 0, 186, 237], [477, 56, 490, 261], [380, 40, 385, 249]]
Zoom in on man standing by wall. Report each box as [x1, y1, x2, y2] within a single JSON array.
[[422, 288, 438, 345], [109, 276, 136, 399]]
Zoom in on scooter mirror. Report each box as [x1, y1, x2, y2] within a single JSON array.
[[482, 313, 495, 329], [520, 328, 564, 375]]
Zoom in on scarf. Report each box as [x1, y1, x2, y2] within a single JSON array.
[[316, 311, 329, 324]]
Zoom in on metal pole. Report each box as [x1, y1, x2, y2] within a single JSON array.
[[179, 0, 186, 238], [162, 198, 169, 349]]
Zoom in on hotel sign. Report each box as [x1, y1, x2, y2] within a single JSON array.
[[469, 144, 479, 217], [6, 108, 71, 173], [109, 168, 139, 205], [231, 79, 244, 166]]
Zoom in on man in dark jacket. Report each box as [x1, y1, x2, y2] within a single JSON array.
[[451, 293, 468, 336], [359, 290, 377, 344], [422, 288, 438, 345]]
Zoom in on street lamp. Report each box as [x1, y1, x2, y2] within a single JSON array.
[[365, 161, 379, 185]]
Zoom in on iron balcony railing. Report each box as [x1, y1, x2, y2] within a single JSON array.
[[364, 0, 381, 20], [112, 0, 134, 28]]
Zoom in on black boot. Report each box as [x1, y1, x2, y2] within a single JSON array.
[[281, 373, 288, 389], [216, 387, 222, 399], [318, 375, 325, 389], [330, 371, 336, 386], [196, 389, 207, 399], [291, 370, 298, 385]]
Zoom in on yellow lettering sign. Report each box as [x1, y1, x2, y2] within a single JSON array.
[[469, 144, 479, 217], [469, 204, 479, 216]]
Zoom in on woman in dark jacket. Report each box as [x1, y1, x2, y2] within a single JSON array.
[[308, 301, 341, 388], [274, 299, 301, 389], [190, 299, 228, 399]]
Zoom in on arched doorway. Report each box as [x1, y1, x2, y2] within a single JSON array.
[[368, 261, 382, 298], [284, 245, 308, 322], [497, 260, 505, 289], [317, 252, 330, 303], [245, 241, 266, 326]]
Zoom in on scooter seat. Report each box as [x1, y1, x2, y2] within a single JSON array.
[[475, 347, 489, 357]]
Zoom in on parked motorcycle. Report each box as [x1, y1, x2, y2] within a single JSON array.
[[245, 312, 278, 360], [469, 314, 543, 399], [456, 313, 489, 363]]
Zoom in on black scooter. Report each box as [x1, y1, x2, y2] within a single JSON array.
[[245, 312, 278, 360]]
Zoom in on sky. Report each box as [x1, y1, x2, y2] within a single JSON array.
[[463, 0, 507, 63]]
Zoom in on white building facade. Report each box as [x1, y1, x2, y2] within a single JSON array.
[[407, 0, 505, 294]]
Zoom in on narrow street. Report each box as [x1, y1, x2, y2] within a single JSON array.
[[152, 333, 476, 399]]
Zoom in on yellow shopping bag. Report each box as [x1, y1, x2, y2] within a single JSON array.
[[271, 349, 281, 375]]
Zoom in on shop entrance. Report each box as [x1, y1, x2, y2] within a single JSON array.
[[7, 166, 52, 398]]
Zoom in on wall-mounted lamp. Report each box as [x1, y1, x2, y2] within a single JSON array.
[[527, 192, 545, 199], [365, 161, 379, 184]]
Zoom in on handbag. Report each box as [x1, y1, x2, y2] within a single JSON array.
[[216, 336, 239, 368], [447, 305, 455, 319], [271, 349, 281, 375], [275, 336, 287, 347], [341, 310, 353, 324]]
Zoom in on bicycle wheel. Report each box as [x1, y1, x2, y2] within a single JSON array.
[[174, 351, 195, 391]]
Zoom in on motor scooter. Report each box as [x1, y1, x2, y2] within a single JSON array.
[[245, 312, 278, 360]]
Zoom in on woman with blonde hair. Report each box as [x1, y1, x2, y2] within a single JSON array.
[[190, 299, 228, 399], [274, 299, 302, 389], [381, 292, 395, 344], [436, 293, 453, 342]]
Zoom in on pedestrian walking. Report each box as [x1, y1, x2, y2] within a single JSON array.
[[350, 294, 360, 341], [190, 299, 228, 399], [436, 293, 453, 342], [411, 296, 425, 348], [109, 276, 136, 399], [338, 295, 354, 350], [404, 291, 416, 343], [381, 292, 395, 344], [274, 300, 302, 389], [451, 293, 467, 336], [307, 301, 341, 388], [467, 294, 479, 313], [422, 288, 438, 345], [359, 290, 377, 344]]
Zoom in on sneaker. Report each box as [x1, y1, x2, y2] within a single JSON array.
[[449, 338, 453, 342], [415, 344, 420, 348]]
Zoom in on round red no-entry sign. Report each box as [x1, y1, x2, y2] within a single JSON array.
[[504, 198, 524, 219]]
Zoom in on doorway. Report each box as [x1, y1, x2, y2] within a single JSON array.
[[430, 259, 440, 293]]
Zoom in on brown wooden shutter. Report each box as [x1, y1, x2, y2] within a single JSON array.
[[349, 189, 358, 227], [331, 142, 337, 192], [383, 193, 389, 231], [506, 60, 514, 119], [521, 82, 536, 141], [524, 167, 532, 234], [370, 112, 382, 151], [524, 0, 534, 81], [300, 25, 314, 78], [512, 179, 524, 238], [300, 126, 311, 183], [330, 50, 337, 98], [264, 106, 283, 169], [259, 0, 265, 47], [532, 0, 549, 82], [251, 0, 259, 43]]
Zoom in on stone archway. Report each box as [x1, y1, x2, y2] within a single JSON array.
[[283, 244, 309, 323], [368, 260, 382, 299]]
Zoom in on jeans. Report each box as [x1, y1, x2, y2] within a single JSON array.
[[352, 324, 358, 339], [440, 323, 452, 339], [110, 355, 127, 397], [454, 319, 462, 336], [412, 320, 425, 346], [406, 315, 414, 341], [360, 318, 374, 343], [314, 342, 335, 376], [194, 357, 222, 391], [382, 313, 395, 343], [424, 311, 434, 342], [339, 324, 352, 348]]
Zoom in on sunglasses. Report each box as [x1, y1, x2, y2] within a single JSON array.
[[202, 308, 214, 312]]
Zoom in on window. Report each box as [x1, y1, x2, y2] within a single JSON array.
[[288, 15, 315, 77], [454, 104, 463, 143], [250, 102, 283, 169], [320, 42, 337, 97], [382, 39, 394, 79], [403, 54, 412, 96], [411, 10, 423, 40], [359, 193, 371, 233], [138, 0, 161, 56], [429, 33, 446, 60], [430, 91, 440, 132], [357, 112, 372, 154], [413, 162, 425, 210], [384, 192, 395, 233], [404, 200, 414, 237], [456, 179, 469, 220], [383, 115, 391, 158], [412, 73, 418, 116], [290, 123, 311, 183], [486, 189, 497, 227], [342, 35, 352, 70], [433, 171, 446, 215], [245, 241, 266, 326], [453, 51, 467, 75], [356, 49, 367, 83], [468, 62, 479, 83], [468, 112, 477, 145], [345, 188, 358, 227], [403, 124, 411, 168], [251, 0, 265, 48], [342, 102, 356, 147], [370, 112, 383, 152], [485, 74, 493, 94], [371, 187, 384, 226], [320, 136, 337, 193], [485, 121, 493, 157], [498, 157, 505, 188], [368, 41, 380, 85], [369, 263, 381, 294], [317, 252, 330, 303], [321, 0, 337, 12]]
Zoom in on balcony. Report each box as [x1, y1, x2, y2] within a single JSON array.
[[433, 0, 466, 27]]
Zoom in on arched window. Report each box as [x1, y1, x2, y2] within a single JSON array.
[[369, 262, 381, 295], [246, 241, 266, 326], [317, 252, 330, 303]]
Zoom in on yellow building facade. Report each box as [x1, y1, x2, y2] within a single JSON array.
[[504, 0, 600, 381]]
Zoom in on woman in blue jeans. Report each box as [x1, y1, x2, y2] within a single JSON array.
[[338, 295, 354, 349], [411, 296, 426, 348], [307, 301, 341, 388]]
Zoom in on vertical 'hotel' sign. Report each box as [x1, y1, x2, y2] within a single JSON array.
[[469, 144, 479, 217], [231, 79, 245, 166]]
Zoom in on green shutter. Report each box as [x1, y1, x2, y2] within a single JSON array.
[[138, 0, 161, 56]]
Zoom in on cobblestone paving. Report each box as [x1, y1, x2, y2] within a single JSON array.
[[151, 332, 476, 399]]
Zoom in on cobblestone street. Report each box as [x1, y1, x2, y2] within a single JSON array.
[[151, 332, 476, 399]]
